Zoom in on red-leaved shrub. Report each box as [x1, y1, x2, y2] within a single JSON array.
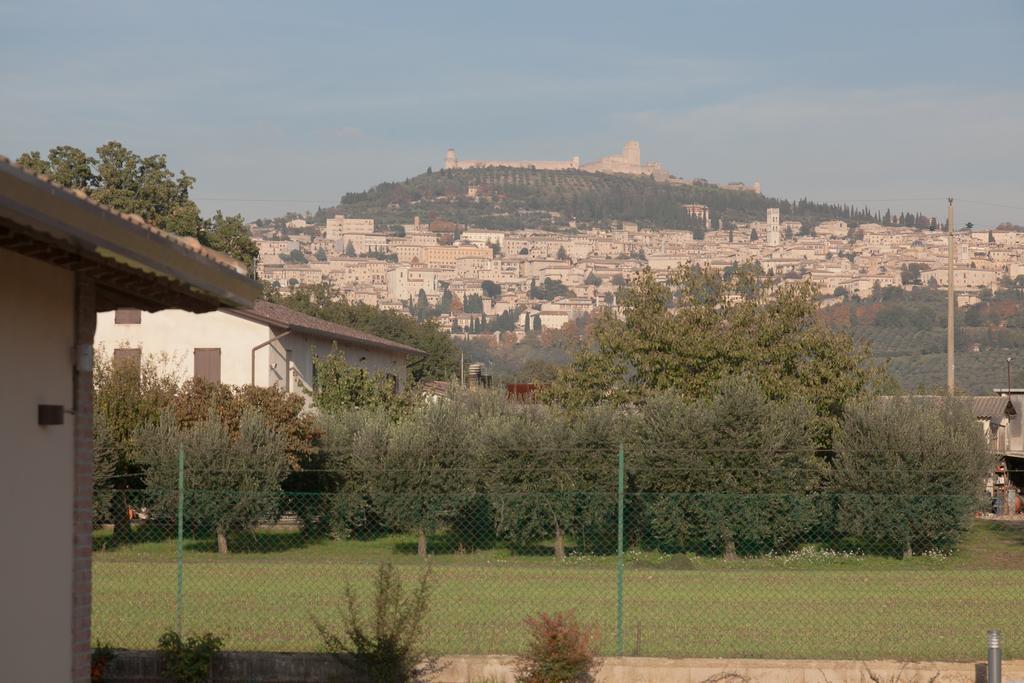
[[514, 611, 598, 683]]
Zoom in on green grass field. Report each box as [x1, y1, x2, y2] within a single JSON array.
[[93, 521, 1024, 661]]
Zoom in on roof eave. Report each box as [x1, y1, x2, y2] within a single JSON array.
[[227, 308, 427, 357], [0, 161, 260, 310]]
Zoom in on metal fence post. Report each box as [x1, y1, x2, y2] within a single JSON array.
[[176, 445, 184, 635], [616, 444, 624, 657], [988, 630, 1002, 683]]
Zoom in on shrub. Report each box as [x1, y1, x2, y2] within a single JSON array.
[[314, 562, 436, 683], [830, 396, 995, 557], [91, 641, 116, 683], [156, 631, 223, 683], [514, 611, 598, 683]]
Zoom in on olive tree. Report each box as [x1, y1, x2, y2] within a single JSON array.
[[626, 375, 821, 559], [830, 396, 994, 557], [478, 403, 620, 559], [136, 409, 290, 553], [345, 395, 479, 558]]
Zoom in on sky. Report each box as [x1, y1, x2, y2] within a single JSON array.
[[2, 0, 1022, 227]]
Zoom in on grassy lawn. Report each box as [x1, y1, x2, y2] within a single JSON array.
[[92, 520, 1024, 660]]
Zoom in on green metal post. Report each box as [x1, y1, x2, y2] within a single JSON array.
[[176, 445, 184, 635], [616, 444, 624, 656]]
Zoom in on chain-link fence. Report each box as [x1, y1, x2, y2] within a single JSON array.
[[92, 453, 1024, 661]]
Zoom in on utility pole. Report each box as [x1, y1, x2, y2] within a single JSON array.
[[946, 197, 956, 395]]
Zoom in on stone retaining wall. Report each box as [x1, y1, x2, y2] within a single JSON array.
[[102, 650, 1024, 683]]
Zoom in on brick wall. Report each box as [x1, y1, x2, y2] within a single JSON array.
[[73, 276, 96, 683]]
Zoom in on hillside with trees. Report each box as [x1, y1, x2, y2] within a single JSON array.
[[330, 167, 905, 233], [821, 283, 1024, 393]]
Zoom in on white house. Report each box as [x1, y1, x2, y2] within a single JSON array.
[[95, 300, 426, 399]]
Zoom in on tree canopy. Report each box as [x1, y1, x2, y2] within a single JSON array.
[[274, 283, 460, 382], [17, 142, 257, 271], [545, 264, 887, 446]]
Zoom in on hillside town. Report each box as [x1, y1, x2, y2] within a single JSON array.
[[254, 206, 1024, 338]]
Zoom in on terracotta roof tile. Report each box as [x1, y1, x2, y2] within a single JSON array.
[[238, 301, 427, 357], [1, 155, 248, 276]]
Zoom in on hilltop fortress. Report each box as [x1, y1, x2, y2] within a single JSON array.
[[443, 140, 760, 192], [444, 140, 667, 179]]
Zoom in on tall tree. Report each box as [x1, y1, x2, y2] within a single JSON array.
[[206, 211, 259, 273], [17, 141, 257, 268], [545, 265, 885, 447]]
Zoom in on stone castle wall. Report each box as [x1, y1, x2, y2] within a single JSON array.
[[442, 141, 759, 192]]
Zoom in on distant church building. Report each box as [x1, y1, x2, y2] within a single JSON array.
[[766, 208, 781, 246]]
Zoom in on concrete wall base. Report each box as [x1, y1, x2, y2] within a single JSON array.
[[102, 650, 1024, 683]]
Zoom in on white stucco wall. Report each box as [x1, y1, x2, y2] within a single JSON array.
[[95, 309, 275, 387], [282, 335, 410, 396], [0, 249, 75, 681], [95, 309, 413, 398]]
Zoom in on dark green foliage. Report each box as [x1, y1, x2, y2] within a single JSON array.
[[830, 396, 994, 557], [477, 401, 619, 557], [135, 409, 291, 553], [530, 278, 572, 300], [205, 211, 259, 273], [17, 142, 257, 266], [547, 266, 883, 448], [314, 563, 436, 683], [337, 395, 486, 556], [481, 280, 502, 298], [626, 376, 822, 559], [156, 631, 223, 683], [312, 345, 399, 413], [336, 167, 885, 230], [274, 284, 459, 381], [463, 294, 484, 313], [873, 303, 936, 329], [92, 351, 179, 541], [515, 611, 598, 683]]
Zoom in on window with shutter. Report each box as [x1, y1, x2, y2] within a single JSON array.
[[194, 348, 222, 383], [114, 308, 141, 324], [112, 347, 141, 367]]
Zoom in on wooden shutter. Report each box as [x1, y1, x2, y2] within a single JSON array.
[[112, 347, 141, 368], [114, 308, 141, 324], [194, 348, 222, 384]]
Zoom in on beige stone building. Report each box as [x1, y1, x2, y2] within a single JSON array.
[[325, 215, 374, 241]]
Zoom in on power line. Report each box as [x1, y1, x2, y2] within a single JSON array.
[[957, 199, 1024, 212], [194, 197, 337, 204]]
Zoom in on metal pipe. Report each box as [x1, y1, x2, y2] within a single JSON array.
[[251, 330, 292, 387], [988, 629, 1002, 683]]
